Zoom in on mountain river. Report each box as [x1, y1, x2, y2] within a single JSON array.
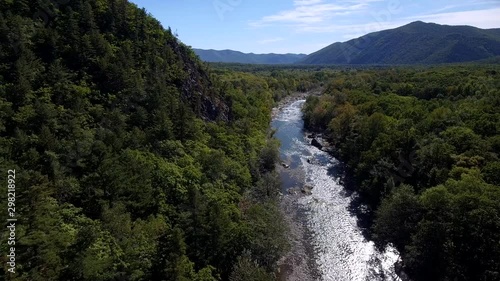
[[273, 99, 402, 281]]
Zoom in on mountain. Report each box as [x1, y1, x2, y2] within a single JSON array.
[[194, 49, 307, 64], [300, 21, 500, 65], [0, 0, 286, 280]]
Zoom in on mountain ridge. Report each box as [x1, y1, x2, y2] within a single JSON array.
[[194, 48, 307, 64], [195, 22, 500, 65], [299, 21, 500, 65]]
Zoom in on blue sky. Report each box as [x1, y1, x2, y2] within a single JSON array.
[[130, 0, 500, 54]]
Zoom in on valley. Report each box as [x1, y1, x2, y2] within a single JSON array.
[[0, 1, 499, 281]]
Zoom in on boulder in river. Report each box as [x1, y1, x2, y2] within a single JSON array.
[[301, 185, 313, 195], [320, 141, 334, 152], [311, 138, 323, 150], [287, 187, 301, 195], [307, 158, 318, 165], [281, 162, 290, 169]]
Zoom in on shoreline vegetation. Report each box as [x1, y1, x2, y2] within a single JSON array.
[[302, 65, 500, 281], [271, 89, 323, 119], [272, 91, 321, 281], [0, 1, 295, 280], [0, 0, 498, 280]]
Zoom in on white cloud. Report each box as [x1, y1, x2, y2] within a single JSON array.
[[249, 0, 373, 27], [429, 0, 500, 14], [297, 21, 402, 34], [408, 8, 500, 29], [294, 0, 323, 6], [247, 0, 500, 53], [257, 37, 286, 44], [338, 0, 384, 3]]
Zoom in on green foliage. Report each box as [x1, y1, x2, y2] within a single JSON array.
[[0, 1, 288, 280], [302, 65, 500, 281], [482, 161, 500, 185], [259, 139, 280, 173], [373, 185, 422, 250], [229, 254, 275, 281], [406, 175, 500, 281], [242, 202, 289, 271], [210, 63, 335, 100]]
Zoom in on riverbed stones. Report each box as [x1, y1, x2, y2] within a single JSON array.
[[301, 185, 313, 195], [311, 138, 322, 150], [287, 187, 301, 195]]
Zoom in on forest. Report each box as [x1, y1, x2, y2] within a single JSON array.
[[302, 65, 500, 281], [0, 0, 292, 280], [1, 0, 499, 281]]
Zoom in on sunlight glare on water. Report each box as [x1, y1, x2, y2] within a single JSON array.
[[274, 100, 401, 281]]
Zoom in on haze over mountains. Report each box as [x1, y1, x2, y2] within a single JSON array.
[[196, 22, 500, 65]]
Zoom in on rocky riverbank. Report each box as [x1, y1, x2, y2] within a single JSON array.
[[277, 192, 319, 281], [271, 90, 322, 119], [273, 93, 320, 281], [272, 94, 403, 281]]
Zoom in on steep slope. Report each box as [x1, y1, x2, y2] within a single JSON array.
[[0, 1, 228, 122], [0, 0, 287, 280], [194, 48, 307, 64], [300, 21, 500, 64]]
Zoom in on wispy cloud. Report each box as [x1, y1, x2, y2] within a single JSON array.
[[431, 1, 500, 14], [249, 0, 375, 27], [407, 7, 500, 29], [297, 21, 402, 34], [243, 0, 500, 53], [294, 0, 323, 6], [295, 6, 500, 44], [257, 37, 286, 44]]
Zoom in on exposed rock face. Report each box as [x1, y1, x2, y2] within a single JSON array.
[[171, 40, 230, 122]]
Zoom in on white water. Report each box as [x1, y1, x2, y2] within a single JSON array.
[[274, 100, 401, 281]]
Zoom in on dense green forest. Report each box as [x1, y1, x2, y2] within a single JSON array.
[[209, 63, 337, 100], [0, 0, 292, 280], [1, 1, 500, 281], [302, 66, 500, 281]]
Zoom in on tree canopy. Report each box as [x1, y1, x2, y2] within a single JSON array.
[[0, 0, 288, 280], [302, 65, 500, 281]]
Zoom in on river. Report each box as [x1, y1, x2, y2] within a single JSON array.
[[273, 99, 401, 281]]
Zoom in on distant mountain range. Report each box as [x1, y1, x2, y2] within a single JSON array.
[[193, 49, 307, 64], [196, 22, 500, 65], [300, 21, 500, 64]]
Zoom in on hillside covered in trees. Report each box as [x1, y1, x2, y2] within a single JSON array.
[[302, 66, 500, 281], [0, 0, 290, 280], [2, 1, 500, 280], [300, 21, 500, 65]]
